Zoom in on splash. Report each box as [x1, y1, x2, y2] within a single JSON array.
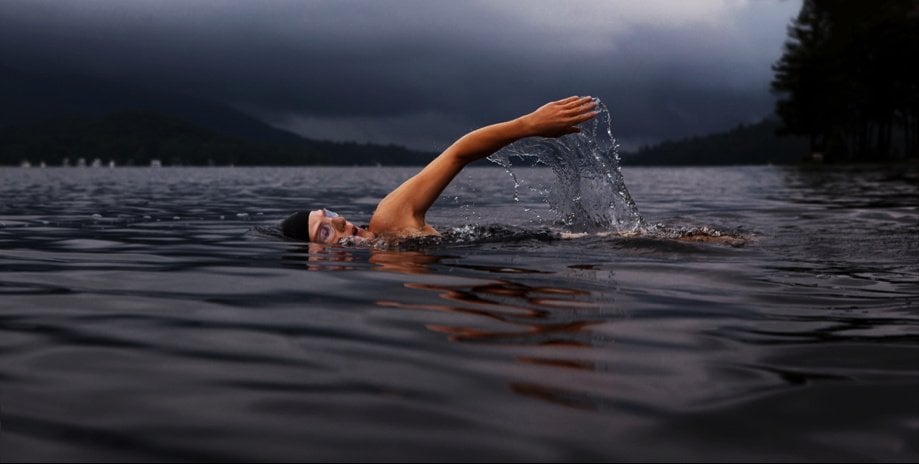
[[487, 98, 643, 233]]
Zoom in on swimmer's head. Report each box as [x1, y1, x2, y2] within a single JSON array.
[[280, 209, 371, 243]]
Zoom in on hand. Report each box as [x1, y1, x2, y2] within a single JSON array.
[[519, 96, 598, 138]]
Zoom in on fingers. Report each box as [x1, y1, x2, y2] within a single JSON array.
[[546, 96, 596, 117], [559, 96, 594, 108], [569, 107, 599, 125], [555, 96, 583, 105], [533, 95, 600, 137], [559, 98, 598, 128], [554, 95, 594, 108], [566, 98, 597, 113], [558, 99, 597, 125]]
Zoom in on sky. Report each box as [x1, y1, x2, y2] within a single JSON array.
[[0, 0, 802, 151]]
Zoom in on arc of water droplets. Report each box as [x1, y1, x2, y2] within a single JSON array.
[[487, 98, 644, 233]]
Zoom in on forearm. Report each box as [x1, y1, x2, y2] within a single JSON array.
[[442, 95, 596, 165], [442, 117, 533, 165]]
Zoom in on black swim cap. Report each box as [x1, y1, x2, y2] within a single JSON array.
[[280, 211, 311, 241]]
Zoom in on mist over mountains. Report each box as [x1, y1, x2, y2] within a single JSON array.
[[0, 67, 434, 166], [1, 67, 807, 166]]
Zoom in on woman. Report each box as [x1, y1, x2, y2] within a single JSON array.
[[282, 96, 599, 243]]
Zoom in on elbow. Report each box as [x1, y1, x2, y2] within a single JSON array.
[[441, 144, 478, 167]]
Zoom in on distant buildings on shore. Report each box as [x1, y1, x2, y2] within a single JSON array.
[[17, 158, 164, 168]]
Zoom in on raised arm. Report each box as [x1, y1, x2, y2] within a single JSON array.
[[368, 96, 598, 237]]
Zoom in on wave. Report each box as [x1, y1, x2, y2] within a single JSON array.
[[261, 223, 751, 249]]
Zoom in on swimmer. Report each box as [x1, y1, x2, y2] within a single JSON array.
[[282, 96, 599, 243]]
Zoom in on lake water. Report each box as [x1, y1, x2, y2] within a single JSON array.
[[1, 165, 917, 461]]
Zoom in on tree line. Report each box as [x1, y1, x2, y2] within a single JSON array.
[[623, 118, 807, 165], [772, 0, 919, 162], [0, 111, 434, 167]]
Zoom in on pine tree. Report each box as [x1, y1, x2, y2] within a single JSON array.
[[771, 0, 919, 162]]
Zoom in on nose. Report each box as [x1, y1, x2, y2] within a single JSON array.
[[330, 217, 347, 231]]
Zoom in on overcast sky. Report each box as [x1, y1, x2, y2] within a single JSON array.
[[0, 0, 802, 151]]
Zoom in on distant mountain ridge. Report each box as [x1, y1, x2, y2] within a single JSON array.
[[2, 66, 811, 167], [0, 65, 304, 144], [622, 118, 810, 165], [0, 66, 434, 166], [0, 110, 436, 166]]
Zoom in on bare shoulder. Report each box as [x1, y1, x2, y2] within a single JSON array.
[[369, 194, 439, 238]]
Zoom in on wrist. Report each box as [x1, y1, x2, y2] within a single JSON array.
[[513, 115, 537, 138]]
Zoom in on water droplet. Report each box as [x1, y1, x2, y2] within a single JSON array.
[[485, 98, 643, 233]]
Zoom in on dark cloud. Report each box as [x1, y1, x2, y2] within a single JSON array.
[[0, 0, 801, 150]]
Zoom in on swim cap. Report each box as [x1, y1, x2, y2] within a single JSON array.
[[280, 211, 311, 241]]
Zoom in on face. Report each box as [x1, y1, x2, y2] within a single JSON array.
[[308, 209, 368, 244]]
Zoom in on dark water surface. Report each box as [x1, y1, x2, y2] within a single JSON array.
[[1, 166, 917, 461]]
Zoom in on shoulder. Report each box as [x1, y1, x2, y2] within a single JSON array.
[[369, 197, 439, 238], [369, 222, 440, 239]]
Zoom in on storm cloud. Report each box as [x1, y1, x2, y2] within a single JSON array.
[[0, 0, 801, 150]]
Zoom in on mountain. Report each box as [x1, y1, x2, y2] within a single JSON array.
[[0, 65, 306, 144], [0, 66, 434, 166], [622, 118, 810, 166], [0, 111, 313, 166]]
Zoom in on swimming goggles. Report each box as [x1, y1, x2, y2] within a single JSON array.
[[312, 209, 340, 243]]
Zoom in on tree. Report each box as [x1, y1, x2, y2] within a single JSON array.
[[772, 0, 919, 162]]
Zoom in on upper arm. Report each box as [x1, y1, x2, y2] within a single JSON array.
[[369, 151, 466, 235], [369, 119, 527, 235]]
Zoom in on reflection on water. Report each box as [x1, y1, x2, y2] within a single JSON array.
[[778, 165, 919, 208], [287, 243, 450, 273], [368, 249, 446, 275], [383, 280, 603, 346], [287, 244, 616, 409]]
